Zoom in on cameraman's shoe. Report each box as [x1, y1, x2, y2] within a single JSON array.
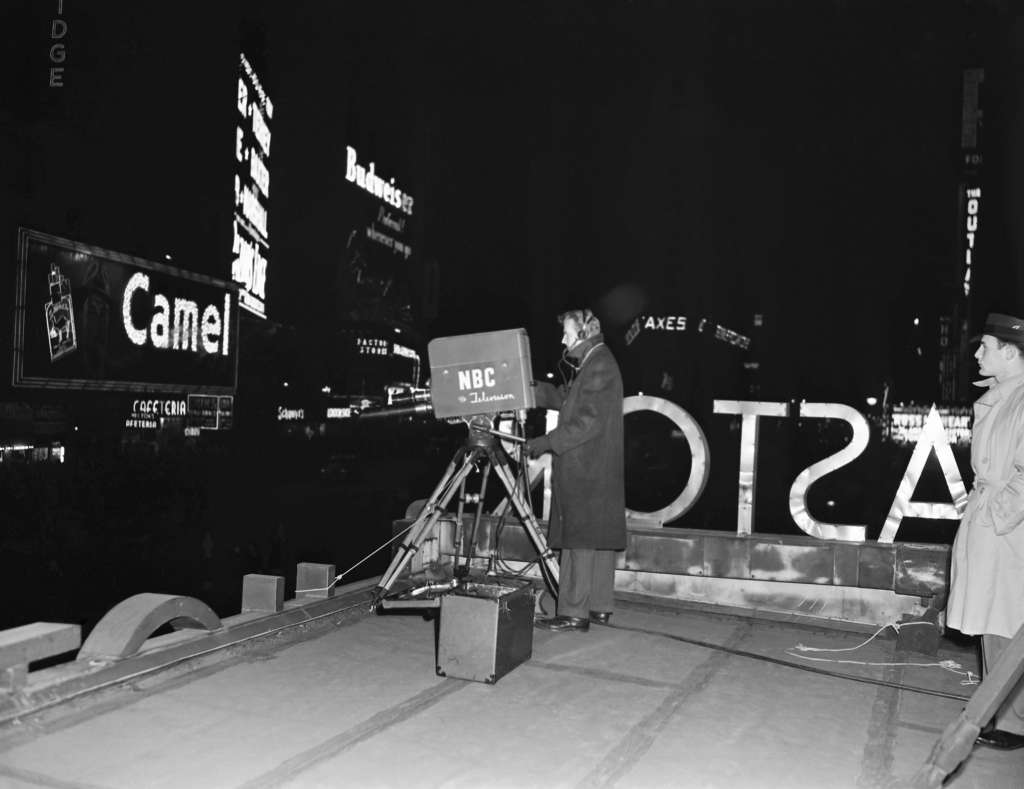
[[535, 615, 590, 632]]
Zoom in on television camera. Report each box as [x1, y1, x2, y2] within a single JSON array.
[[361, 328, 559, 609]]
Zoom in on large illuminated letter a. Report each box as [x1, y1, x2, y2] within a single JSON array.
[[878, 405, 968, 543]]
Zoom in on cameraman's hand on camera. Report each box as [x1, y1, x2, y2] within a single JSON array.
[[525, 435, 552, 459], [531, 381, 563, 410]]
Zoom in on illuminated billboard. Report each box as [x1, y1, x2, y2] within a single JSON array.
[[231, 52, 273, 319], [624, 314, 751, 350], [187, 394, 234, 430], [331, 326, 421, 396], [890, 406, 971, 446], [336, 145, 416, 322], [12, 228, 239, 394]]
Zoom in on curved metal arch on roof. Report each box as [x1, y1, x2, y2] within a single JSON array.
[[79, 593, 222, 662]]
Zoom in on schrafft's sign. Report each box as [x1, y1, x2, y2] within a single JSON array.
[[13, 229, 239, 394], [599, 397, 967, 544]]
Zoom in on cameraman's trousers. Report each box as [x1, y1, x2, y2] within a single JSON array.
[[556, 548, 617, 618]]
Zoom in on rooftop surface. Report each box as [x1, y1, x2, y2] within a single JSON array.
[[0, 590, 1021, 789]]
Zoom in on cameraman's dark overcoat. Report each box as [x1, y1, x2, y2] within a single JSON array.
[[536, 334, 626, 550]]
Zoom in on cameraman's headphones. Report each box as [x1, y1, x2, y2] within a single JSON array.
[[558, 308, 601, 377], [577, 308, 600, 339], [581, 307, 598, 335]]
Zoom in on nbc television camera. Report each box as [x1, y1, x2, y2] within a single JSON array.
[[367, 328, 559, 607], [359, 328, 536, 424]]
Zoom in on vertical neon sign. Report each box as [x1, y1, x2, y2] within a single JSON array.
[[231, 53, 273, 319], [962, 186, 981, 298]]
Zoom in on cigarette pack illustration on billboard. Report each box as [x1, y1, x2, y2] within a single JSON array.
[[45, 262, 77, 362]]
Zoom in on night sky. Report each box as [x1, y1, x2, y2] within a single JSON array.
[[4, 0, 1024, 406]]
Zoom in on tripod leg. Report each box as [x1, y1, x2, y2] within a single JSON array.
[[491, 458, 547, 518], [488, 450, 559, 596], [911, 622, 1024, 787], [458, 461, 492, 578], [375, 448, 481, 599]]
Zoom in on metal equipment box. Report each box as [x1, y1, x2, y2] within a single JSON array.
[[427, 329, 536, 418], [436, 581, 535, 683]]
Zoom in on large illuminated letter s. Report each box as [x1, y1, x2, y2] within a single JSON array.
[[788, 403, 869, 542]]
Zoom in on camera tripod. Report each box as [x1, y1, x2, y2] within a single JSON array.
[[373, 415, 559, 608]]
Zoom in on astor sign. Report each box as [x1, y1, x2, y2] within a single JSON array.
[[614, 396, 966, 544]]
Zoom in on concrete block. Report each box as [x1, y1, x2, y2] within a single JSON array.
[[2, 664, 27, 692], [0, 622, 81, 671], [296, 563, 336, 599], [242, 574, 285, 613]]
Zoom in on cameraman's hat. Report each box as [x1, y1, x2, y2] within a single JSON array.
[[972, 313, 1024, 343]]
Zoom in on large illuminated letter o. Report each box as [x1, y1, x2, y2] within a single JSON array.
[[624, 395, 710, 525]]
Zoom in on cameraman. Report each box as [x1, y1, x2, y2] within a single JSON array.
[[527, 309, 626, 632]]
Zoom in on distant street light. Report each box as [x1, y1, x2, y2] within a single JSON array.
[[913, 317, 920, 326], [866, 396, 878, 406], [546, 372, 554, 379]]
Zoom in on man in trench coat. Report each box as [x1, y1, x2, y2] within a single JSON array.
[[526, 308, 626, 633], [947, 312, 1024, 749]]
